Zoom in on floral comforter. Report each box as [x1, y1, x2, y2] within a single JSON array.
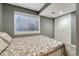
[[0, 35, 63, 56]]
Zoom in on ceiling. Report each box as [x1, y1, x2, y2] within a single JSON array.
[[39, 3, 76, 18], [9, 3, 76, 18], [9, 3, 45, 11]]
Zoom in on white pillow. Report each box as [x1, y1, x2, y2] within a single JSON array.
[[0, 32, 12, 44], [0, 38, 8, 53]]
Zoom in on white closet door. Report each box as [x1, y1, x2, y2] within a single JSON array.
[[54, 14, 71, 44]]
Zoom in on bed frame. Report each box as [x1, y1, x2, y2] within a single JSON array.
[[44, 44, 64, 56]]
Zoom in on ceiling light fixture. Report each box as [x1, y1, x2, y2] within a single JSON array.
[[52, 12, 55, 14], [59, 11, 63, 14]]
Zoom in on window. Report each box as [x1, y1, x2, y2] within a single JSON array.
[[14, 11, 40, 35]]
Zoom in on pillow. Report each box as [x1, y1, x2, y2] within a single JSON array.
[[0, 32, 12, 44], [0, 37, 8, 53]]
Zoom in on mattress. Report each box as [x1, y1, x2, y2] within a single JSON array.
[[0, 35, 63, 56]]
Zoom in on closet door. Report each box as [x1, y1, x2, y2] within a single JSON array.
[[54, 14, 71, 44]]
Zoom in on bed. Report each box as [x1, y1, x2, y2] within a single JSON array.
[[0, 33, 64, 56]]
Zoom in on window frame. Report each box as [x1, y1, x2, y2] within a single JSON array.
[[14, 11, 40, 35]]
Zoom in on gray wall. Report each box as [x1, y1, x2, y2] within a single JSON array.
[[0, 4, 3, 31], [76, 3, 79, 56], [71, 12, 76, 45], [40, 16, 54, 38], [3, 4, 38, 37], [3, 4, 54, 38]]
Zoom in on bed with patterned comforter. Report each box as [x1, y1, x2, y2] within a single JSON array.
[[0, 35, 63, 56]]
